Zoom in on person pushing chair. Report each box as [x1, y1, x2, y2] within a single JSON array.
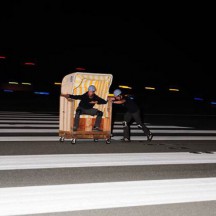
[[112, 89, 153, 142]]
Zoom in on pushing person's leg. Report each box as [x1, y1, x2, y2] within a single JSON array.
[[132, 110, 153, 141], [122, 121, 130, 141], [138, 123, 153, 141], [121, 112, 132, 142]]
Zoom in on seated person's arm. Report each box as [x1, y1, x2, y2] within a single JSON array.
[[69, 94, 83, 99], [61, 93, 83, 100], [95, 96, 108, 105]]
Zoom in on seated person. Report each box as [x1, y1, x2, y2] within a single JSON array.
[[61, 85, 107, 131]]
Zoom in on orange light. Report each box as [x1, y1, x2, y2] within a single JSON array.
[[119, 85, 132, 89], [54, 82, 61, 85], [169, 88, 180, 92], [145, 87, 155, 90]]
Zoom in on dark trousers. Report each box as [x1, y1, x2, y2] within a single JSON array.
[[74, 107, 103, 128], [123, 110, 150, 139]]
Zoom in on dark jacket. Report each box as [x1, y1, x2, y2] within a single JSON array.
[[70, 92, 107, 109], [122, 95, 139, 113]]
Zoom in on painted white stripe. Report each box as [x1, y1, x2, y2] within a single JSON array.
[[0, 117, 58, 120], [0, 114, 56, 117], [113, 136, 216, 141], [0, 120, 149, 124], [114, 125, 193, 129], [0, 120, 59, 123], [0, 178, 216, 215], [0, 129, 214, 134], [0, 152, 215, 170], [113, 129, 216, 134], [0, 124, 192, 129], [0, 112, 57, 114], [0, 124, 58, 128], [146, 113, 216, 117], [0, 137, 70, 141], [115, 121, 150, 125], [0, 129, 57, 133], [0, 112, 31, 114], [1, 136, 216, 141]]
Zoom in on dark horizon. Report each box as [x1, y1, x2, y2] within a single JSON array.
[[0, 2, 214, 98]]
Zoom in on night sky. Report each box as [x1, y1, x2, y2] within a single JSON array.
[[0, 2, 214, 97]]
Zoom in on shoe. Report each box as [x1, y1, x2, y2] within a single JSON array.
[[147, 133, 153, 141], [92, 127, 102, 131], [73, 127, 77, 131], [121, 138, 131, 142]]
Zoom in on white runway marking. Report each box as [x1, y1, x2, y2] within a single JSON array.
[[112, 136, 216, 141], [0, 112, 57, 114], [0, 178, 216, 215], [0, 124, 192, 129], [0, 112, 215, 141], [0, 112, 32, 114], [0, 124, 58, 128], [0, 115, 57, 117], [0, 117, 58, 120], [1, 136, 216, 141], [0, 136, 58, 141], [114, 121, 150, 125], [113, 129, 216, 134], [0, 120, 59, 123], [0, 128, 215, 134], [0, 152, 215, 170], [114, 125, 193, 129], [0, 129, 57, 133]]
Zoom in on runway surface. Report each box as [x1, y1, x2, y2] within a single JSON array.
[[0, 111, 216, 216]]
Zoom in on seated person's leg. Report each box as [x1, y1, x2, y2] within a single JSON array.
[[74, 108, 83, 130], [83, 108, 103, 131], [94, 110, 103, 130]]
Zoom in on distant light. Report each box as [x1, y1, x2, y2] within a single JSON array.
[[54, 82, 61, 85], [3, 89, 13, 93], [34, 91, 50, 95], [119, 85, 132, 89], [22, 82, 31, 85], [169, 88, 180, 92], [24, 62, 35, 66], [76, 67, 86, 71], [108, 93, 114, 97], [145, 87, 155, 90], [194, 97, 204, 101], [211, 102, 216, 105], [0, 56, 6, 59], [9, 82, 19, 85]]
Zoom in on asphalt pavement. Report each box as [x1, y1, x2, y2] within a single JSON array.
[[0, 111, 216, 216]]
